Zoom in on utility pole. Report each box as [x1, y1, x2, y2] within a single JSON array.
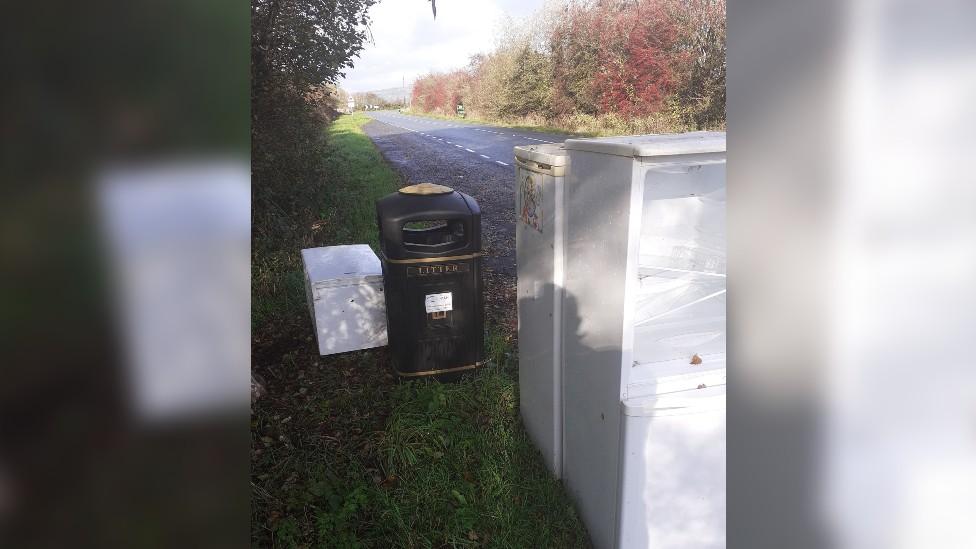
[[404, 75, 411, 109]]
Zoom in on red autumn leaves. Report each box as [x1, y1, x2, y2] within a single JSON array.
[[410, 0, 725, 123]]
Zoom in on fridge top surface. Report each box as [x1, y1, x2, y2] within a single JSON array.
[[302, 244, 383, 287], [564, 131, 725, 158], [514, 143, 568, 166]]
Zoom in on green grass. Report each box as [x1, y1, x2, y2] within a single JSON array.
[[368, 366, 586, 548], [251, 113, 399, 328], [397, 109, 598, 137], [252, 113, 590, 548], [400, 106, 707, 137], [319, 114, 401, 249]]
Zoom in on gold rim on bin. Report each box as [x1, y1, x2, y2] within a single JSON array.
[[398, 183, 454, 195]]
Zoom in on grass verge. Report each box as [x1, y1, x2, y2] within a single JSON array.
[[251, 113, 400, 328], [396, 109, 598, 137], [252, 113, 589, 548], [398, 107, 708, 137]]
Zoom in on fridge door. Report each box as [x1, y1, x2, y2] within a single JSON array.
[[616, 384, 727, 549]]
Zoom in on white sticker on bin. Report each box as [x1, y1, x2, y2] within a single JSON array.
[[425, 292, 453, 313]]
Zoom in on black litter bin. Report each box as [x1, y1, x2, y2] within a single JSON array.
[[376, 183, 485, 378]]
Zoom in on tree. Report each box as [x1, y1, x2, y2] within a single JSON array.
[[466, 53, 517, 119], [251, 0, 379, 236], [671, 0, 726, 127], [549, 2, 603, 116], [408, 0, 725, 130], [501, 48, 553, 118], [251, 0, 377, 94], [592, 0, 680, 117], [251, 0, 377, 182]]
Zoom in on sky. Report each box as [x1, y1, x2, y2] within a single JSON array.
[[339, 0, 545, 94]]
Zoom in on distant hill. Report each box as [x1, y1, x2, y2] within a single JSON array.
[[362, 86, 409, 103]]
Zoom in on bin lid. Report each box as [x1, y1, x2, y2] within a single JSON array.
[[399, 183, 454, 195], [376, 187, 481, 260], [301, 244, 383, 288], [564, 131, 725, 158], [514, 143, 568, 167]]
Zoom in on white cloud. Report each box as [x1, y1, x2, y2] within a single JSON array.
[[340, 0, 543, 93]]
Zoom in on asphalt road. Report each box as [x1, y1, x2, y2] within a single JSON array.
[[366, 110, 569, 167], [363, 110, 571, 333]]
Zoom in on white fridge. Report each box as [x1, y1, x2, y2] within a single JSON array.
[[514, 143, 569, 478], [516, 132, 726, 549]]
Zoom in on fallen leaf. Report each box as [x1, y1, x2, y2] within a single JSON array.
[[468, 530, 479, 541], [690, 354, 702, 365]]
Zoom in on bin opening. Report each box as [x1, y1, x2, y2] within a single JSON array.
[[403, 220, 448, 230], [402, 220, 467, 251]]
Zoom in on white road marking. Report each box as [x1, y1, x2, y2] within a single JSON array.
[[495, 160, 509, 166], [375, 116, 564, 156]]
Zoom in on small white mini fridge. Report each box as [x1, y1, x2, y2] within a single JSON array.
[[517, 132, 726, 549], [301, 244, 388, 356]]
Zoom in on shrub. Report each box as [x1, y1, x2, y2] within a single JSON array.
[[410, 0, 725, 131]]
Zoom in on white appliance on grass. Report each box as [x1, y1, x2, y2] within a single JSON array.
[[301, 244, 388, 356], [516, 132, 726, 549], [514, 143, 569, 478]]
